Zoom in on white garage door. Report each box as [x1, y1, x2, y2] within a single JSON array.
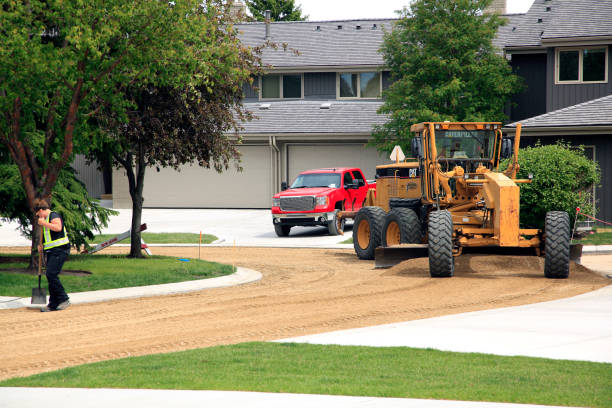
[[114, 145, 272, 208], [287, 144, 387, 185]]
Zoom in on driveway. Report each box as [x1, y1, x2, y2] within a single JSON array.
[[0, 208, 353, 247]]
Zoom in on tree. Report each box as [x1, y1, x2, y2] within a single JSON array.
[[246, 0, 307, 21], [0, 154, 117, 258], [372, 0, 523, 153], [502, 142, 600, 229], [90, 82, 254, 258], [0, 1, 246, 259]]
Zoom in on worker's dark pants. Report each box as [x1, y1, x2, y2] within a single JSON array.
[[45, 248, 70, 309]]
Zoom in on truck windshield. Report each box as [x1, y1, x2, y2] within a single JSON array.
[[290, 173, 341, 188], [434, 129, 496, 160]]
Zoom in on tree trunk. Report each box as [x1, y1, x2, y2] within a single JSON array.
[[27, 220, 44, 273], [125, 146, 147, 258]]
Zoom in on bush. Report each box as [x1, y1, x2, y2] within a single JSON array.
[[503, 142, 600, 229]]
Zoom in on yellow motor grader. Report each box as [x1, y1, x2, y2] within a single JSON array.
[[349, 122, 571, 278]]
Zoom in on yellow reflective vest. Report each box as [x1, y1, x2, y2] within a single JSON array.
[[42, 212, 70, 251]]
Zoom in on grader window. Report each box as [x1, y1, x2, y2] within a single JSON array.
[[434, 129, 496, 160]]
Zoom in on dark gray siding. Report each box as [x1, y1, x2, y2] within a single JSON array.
[[521, 135, 611, 223], [304, 72, 336, 99], [546, 46, 612, 112], [510, 53, 547, 121], [72, 155, 106, 199]]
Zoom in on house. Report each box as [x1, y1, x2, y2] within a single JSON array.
[[108, 18, 395, 209], [501, 0, 612, 222]]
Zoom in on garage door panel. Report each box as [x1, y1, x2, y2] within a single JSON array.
[[137, 145, 271, 208], [287, 144, 387, 184]]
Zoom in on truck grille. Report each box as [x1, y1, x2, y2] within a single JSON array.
[[280, 196, 315, 211]]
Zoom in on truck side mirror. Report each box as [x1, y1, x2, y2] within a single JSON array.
[[411, 136, 423, 159], [501, 138, 513, 159], [281, 181, 288, 191]]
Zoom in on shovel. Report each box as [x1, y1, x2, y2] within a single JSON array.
[[31, 227, 46, 305]]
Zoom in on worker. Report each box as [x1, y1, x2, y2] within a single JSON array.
[[35, 199, 71, 312]]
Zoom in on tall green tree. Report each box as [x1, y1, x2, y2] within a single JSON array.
[[0, 0, 250, 259], [246, 0, 307, 21], [373, 0, 523, 152]]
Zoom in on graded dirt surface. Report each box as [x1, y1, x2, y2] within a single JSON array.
[[0, 246, 608, 381]]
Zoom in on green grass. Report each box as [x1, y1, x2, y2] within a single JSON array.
[[88, 232, 217, 245], [340, 237, 353, 244], [1, 342, 610, 407], [0, 254, 233, 297], [574, 230, 612, 245]]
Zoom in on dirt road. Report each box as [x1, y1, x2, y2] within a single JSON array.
[[0, 246, 608, 381]]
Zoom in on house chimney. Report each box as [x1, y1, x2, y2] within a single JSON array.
[[484, 0, 506, 14], [229, 0, 246, 20], [265, 10, 271, 40]]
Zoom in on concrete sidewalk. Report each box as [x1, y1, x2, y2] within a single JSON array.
[[0, 388, 582, 408]]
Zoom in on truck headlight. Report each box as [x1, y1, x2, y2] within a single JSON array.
[[273, 198, 280, 207], [316, 196, 328, 207]]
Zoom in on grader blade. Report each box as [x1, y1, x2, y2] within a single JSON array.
[[375, 244, 429, 268]]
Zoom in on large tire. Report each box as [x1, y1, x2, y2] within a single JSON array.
[[328, 210, 345, 236], [428, 210, 454, 277], [274, 224, 291, 237], [381, 208, 421, 247], [389, 198, 421, 211], [544, 211, 570, 279], [353, 206, 386, 260]]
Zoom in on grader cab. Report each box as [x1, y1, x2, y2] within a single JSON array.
[[352, 122, 571, 279]]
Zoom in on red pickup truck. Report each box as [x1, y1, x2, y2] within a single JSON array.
[[271, 167, 374, 236]]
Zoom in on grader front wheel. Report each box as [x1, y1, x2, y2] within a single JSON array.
[[353, 207, 386, 260], [544, 211, 570, 279], [428, 210, 454, 277]]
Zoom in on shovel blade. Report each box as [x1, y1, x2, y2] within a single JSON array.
[[31, 287, 47, 305]]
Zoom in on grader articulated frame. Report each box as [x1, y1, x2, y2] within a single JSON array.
[[351, 122, 571, 279]]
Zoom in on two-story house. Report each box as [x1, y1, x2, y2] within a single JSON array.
[[502, 0, 612, 222], [109, 18, 394, 209]]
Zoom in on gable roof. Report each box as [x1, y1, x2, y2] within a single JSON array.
[[505, 0, 612, 49], [239, 100, 387, 135], [507, 94, 612, 128], [236, 19, 394, 69]]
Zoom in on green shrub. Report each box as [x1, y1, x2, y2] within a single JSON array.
[[503, 142, 600, 229]]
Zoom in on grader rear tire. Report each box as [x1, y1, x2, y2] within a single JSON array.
[[428, 210, 454, 277], [382, 208, 421, 247], [353, 207, 386, 260], [544, 211, 570, 279]]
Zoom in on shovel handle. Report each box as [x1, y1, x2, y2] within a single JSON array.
[[38, 225, 43, 277]]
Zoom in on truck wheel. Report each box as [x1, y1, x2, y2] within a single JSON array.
[[382, 208, 421, 246], [544, 211, 570, 279], [428, 210, 454, 277], [353, 206, 386, 260], [328, 210, 345, 236], [274, 224, 291, 237]]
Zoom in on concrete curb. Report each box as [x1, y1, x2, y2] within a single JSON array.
[[0, 267, 262, 310]]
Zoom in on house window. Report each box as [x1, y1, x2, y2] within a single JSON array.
[[260, 74, 303, 99], [556, 47, 608, 84], [338, 72, 381, 99]]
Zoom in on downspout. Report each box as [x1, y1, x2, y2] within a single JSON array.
[[270, 136, 280, 192]]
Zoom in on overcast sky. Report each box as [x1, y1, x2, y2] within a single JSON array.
[[298, 0, 535, 20]]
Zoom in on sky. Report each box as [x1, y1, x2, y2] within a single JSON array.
[[298, 0, 535, 20]]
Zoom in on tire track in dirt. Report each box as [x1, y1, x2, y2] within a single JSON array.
[[0, 247, 608, 381]]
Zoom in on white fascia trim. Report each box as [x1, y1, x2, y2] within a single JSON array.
[[502, 126, 612, 136], [262, 65, 384, 73]]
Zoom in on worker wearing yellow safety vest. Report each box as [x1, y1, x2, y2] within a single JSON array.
[[34, 199, 71, 312]]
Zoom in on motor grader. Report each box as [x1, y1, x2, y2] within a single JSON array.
[[347, 122, 571, 278]]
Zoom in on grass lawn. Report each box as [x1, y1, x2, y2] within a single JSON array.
[[88, 232, 217, 245], [574, 229, 612, 245], [0, 254, 234, 297], [1, 342, 610, 407]]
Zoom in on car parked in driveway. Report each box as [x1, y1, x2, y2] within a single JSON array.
[[271, 167, 374, 236]]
